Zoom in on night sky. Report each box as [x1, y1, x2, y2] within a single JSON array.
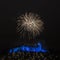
[[0, 0, 59, 51]]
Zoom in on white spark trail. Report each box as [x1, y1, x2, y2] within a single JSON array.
[[17, 13, 44, 37]]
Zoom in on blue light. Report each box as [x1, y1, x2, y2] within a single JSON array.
[[25, 47, 30, 51], [13, 48, 19, 53], [9, 43, 47, 53], [9, 49, 13, 53]]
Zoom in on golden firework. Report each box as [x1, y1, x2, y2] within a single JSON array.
[[17, 13, 44, 37]]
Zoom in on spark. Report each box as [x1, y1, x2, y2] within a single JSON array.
[[16, 13, 44, 37]]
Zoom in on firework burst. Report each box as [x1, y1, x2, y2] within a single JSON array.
[[16, 13, 44, 37]]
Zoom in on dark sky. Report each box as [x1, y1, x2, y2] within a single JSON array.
[[0, 0, 59, 51]]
